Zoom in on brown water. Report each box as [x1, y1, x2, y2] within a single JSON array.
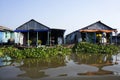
[[0, 53, 120, 80]]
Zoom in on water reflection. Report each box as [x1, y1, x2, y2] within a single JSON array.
[[0, 56, 12, 67], [18, 57, 66, 79], [18, 54, 116, 78], [0, 53, 120, 79], [41, 59, 98, 77], [70, 54, 115, 76], [70, 54, 113, 65]]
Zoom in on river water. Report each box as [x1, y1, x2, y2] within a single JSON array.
[[0, 53, 120, 80]]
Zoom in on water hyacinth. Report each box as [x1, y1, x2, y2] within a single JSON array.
[[1, 45, 71, 59], [72, 42, 119, 54]]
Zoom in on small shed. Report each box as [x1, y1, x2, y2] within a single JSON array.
[[66, 21, 117, 44], [15, 19, 65, 46], [65, 30, 81, 44]]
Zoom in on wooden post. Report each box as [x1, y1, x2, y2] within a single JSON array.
[[19, 32, 20, 44], [85, 32, 88, 42], [94, 32, 96, 43], [102, 32, 104, 44], [110, 32, 112, 44], [49, 31, 51, 46], [115, 32, 117, 45], [27, 31, 29, 46], [36, 31, 38, 46], [47, 31, 50, 45]]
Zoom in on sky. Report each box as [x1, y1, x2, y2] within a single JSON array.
[[1, 0, 120, 35]]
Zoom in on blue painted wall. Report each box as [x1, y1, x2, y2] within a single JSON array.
[[0, 32, 3, 43]]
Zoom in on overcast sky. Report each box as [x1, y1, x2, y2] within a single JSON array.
[[1, 0, 120, 35]]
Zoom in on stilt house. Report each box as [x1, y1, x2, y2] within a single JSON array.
[[66, 21, 117, 44], [15, 19, 65, 46]]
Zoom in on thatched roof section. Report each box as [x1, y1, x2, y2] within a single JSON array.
[[0, 26, 13, 31], [80, 21, 116, 33]]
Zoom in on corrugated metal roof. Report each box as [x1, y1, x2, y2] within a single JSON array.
[[80, 21, 116, 30], [0, 26, 13, 31], [15, 19, 50, 31]]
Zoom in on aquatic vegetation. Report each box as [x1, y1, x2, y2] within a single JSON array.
[[72, 42, 119, 54], [0, 50, 3, 57], [1, 42, 119, 59], [1, 45, 71, 59], [1, 46, 25, 59]]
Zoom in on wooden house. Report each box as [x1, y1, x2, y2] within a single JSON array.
[[66, 21, 117, 44], [15, 19, 65, 46], [0, 26, 14, 44]]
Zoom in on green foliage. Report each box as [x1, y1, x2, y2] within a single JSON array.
[[72, 42, 119, 54], [1, 46, 71, 59], [0, 50, 3, 57], [27, 40, 32, 45], [1, 46, 25, 59], [38, 40, 42, 45]]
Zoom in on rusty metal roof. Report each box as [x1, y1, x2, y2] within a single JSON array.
[[0, 26, 13, 31]]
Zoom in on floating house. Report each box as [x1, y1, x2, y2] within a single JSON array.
[[66, 21, 117, 44], [0, 26, 14, 44], [15, 19, 65, 46], [112, 32, 120, 44]]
